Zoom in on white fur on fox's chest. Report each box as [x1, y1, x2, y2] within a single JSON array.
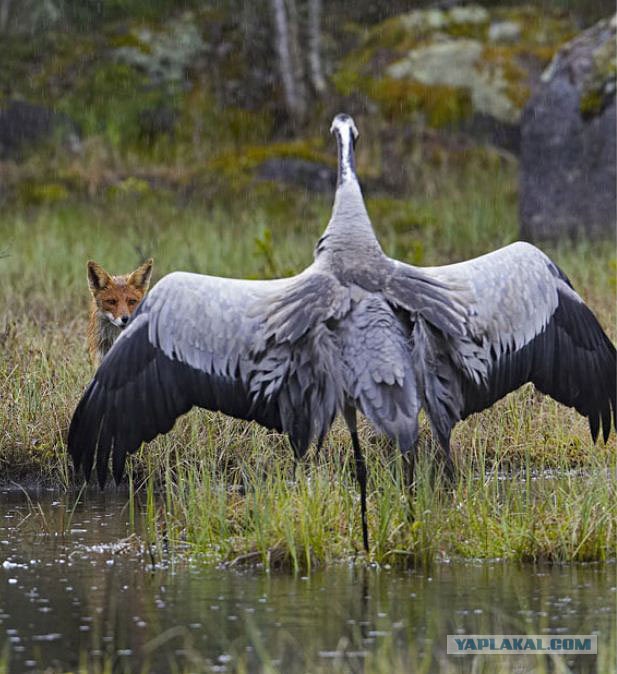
[[95, 313, 122, 358]]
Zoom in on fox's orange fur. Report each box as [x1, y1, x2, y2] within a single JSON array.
[[87, 258, 153, 366]]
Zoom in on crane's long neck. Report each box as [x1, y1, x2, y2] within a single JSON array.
[[335, 118, 356, 188], [316, 115, 383, 269]]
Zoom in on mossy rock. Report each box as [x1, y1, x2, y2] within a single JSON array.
[[333, 4, 577, 134]]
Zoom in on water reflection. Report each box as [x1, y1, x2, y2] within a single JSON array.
[[0, 490, 613, 673]]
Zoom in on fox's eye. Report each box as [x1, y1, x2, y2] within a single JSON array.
[[128, 299, 137, 306], [106, 299, 117, 306]]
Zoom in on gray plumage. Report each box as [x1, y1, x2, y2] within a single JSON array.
[[69, 113, 616, 551]]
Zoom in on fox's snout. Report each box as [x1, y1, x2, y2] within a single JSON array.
[[104, 311, 131, 328]]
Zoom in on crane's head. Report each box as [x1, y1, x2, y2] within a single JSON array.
[[330, 113, 359, 147]]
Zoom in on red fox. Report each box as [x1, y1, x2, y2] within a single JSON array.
[[86, 258, 153, 366]]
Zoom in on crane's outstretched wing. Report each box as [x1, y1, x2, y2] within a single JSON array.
[[68, 271, 293, 487], [407, 242, 615, 443]]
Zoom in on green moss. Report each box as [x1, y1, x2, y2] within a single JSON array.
[[209, 140, 331, 178], [18, 182, 69, 206], [580, 89, 606, 116], [108, 32, 153, 52], [445, 21, 486, 40], [481, 45, 532, 110], [370, 77, 473, 127], [107, 176, 152, 199], [579, 35, 617, 118]]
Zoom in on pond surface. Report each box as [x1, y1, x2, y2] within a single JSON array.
[[0, 490, 614, 673]]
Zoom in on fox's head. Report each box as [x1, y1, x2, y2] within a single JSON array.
[[87, 258, 154, 328]]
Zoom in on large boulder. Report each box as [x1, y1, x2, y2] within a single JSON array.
[[519, 15, 616, 241]]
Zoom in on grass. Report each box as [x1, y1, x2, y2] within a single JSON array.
[[137, 406, 616, 569], [0, 158, 615, 567]]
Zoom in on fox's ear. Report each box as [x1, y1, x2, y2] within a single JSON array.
[[87, 260, 112, 292], [128, 258, 153, 291]]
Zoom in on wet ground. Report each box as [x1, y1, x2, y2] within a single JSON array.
[[0, 489, 614, 673]]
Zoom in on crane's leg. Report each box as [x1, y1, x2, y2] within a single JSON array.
[[434, 430, 455, 484], [289, 437, 308, 483], [402, 450, 415, 490], [314, 433, 325, 462], [422, 407, 456, 484], [343, 404, 369, 553], [398, 423, 419, 492]]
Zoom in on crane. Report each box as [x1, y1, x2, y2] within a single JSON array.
[[68, 113, 616, 552]]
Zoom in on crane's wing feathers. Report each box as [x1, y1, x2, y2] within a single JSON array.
[[385, 262, 472, 339], [69, 272, 288, 487], [256, 269, 351, 345], [421, 242, 616, 442], [461, 282, 616, 441]]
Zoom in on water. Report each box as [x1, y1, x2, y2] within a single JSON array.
[[0, 490, 614, 673]]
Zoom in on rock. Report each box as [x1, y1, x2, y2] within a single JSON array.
[[255, 158, 336, 193], [0, 100, 80, 161], [113, 13, 206, 89], [488, 21, 521, 43], [519, 15, 616, 241], [333, 4, 576, 151], [387, 38, 518, 125]]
